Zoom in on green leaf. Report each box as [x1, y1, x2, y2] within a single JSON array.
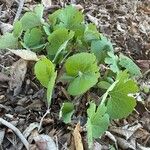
[[84, 23, 100, 42], [106, 71, 139, 119], [34, 4, 44, 20], [57, 6, 84, 30], [13, 21, 22, 37], [47, 28, 74, 60], [34, 58, 55, 88], [49, 5, 84, 37], [20, 5, 44, 30], [47, 71, 57, 107], [119, 53, 142, 77], [20, 12, 41, 30], [68, 73, 99, 96], [105, 51, 120, 73], [87, 103, 109, 148], [23, 28, 43, 48], [59, 102, 74, 123], [0, 33, 18, 49], [91, 36, 113, 63], [48, 9, 62, 26], [65, 53, 100, 95], [97, 81, 111, 89]]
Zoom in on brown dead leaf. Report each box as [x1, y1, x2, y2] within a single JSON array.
[[73, 123, 83, 150], [0, 72, 10, 82], [32, 130, 57, 150], [42, 0, 52, 8], [8, 49, 39, 61], [9, 59, 28, 96], [0, 22, 13, 34]]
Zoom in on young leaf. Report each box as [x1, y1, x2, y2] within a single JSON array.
[[91, 36, 113, 63], [13, 21, 22, 37], [57, 6, 84, 32], [119, 53, 142, 77], [47, 28, 74, 60], [34, 4, 44, 20], [0, 33, 18, 49], [105, 51, 120, 73], [59, 102, 74, 123], [64, 53, 100, 95], [34, 58, 55, 88], [84, 23, 100, 42], [23, 28, 43, 48], [97, 81, 111, 89], [87, 103, 109, 148], [20, 5, 44, 30], [106, 71, 139, 119], [49, 5, 84, 37], [47, 71, 57, 107]]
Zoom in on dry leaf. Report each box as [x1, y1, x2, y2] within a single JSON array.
[[0, 72, 10, 82], [8, 49, 39, 61], [32, 130, 57, 150], [0, 22, 13, 34], [42, 0, 52, 8], [73, 123, 83, 150], [9, 59, 28, 96]]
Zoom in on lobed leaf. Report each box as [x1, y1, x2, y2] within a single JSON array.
[[65, 53, 100, 95], [87, 103, 109, 148], [106, 71, 139, 119]]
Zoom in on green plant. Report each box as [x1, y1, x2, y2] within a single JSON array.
[[0, 4, 142, 149]]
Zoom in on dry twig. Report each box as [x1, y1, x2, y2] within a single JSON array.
[[14, 0, 25, 22], [0, 118, 29, 150]]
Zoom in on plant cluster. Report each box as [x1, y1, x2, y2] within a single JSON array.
[[0, 4, 142, 148]]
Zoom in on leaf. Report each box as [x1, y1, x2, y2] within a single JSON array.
[[119, 53, 142, 77], [33, 132, 57, 150], [59, 102, 74, 123], [87, 103, 109, 148], [105, 51, 120, 73], [68, 73, 99, 96], [47, 71, 57, 107], [0, 33, 18, 49], [49, 5, 84, 37], [20, 5, 44, 30], [84, 23, 100, 42], [13, 21, 22, 37], [34, 58, 55, 88], [57, 6, 84, 34], [8, 49, 39, 61], [34, 4, 44, 20], [64, 53, 100, 95], [91, 36, 113, 63], [9, 59, 28, 96], [47, 28, 74, 60], [20, 12, 41, 30], [97, 81, 111, 89], [73, 123, 84, 150], [23, 28, 43, 48], [106, 71, 139, 119]]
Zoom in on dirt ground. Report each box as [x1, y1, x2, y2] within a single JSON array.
[[0, 0, 150, 150]]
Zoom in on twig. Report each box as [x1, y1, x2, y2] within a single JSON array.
[[14, 0, 25, 23], [0, 118, 29, 150], [38, 109, 50, 131]]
